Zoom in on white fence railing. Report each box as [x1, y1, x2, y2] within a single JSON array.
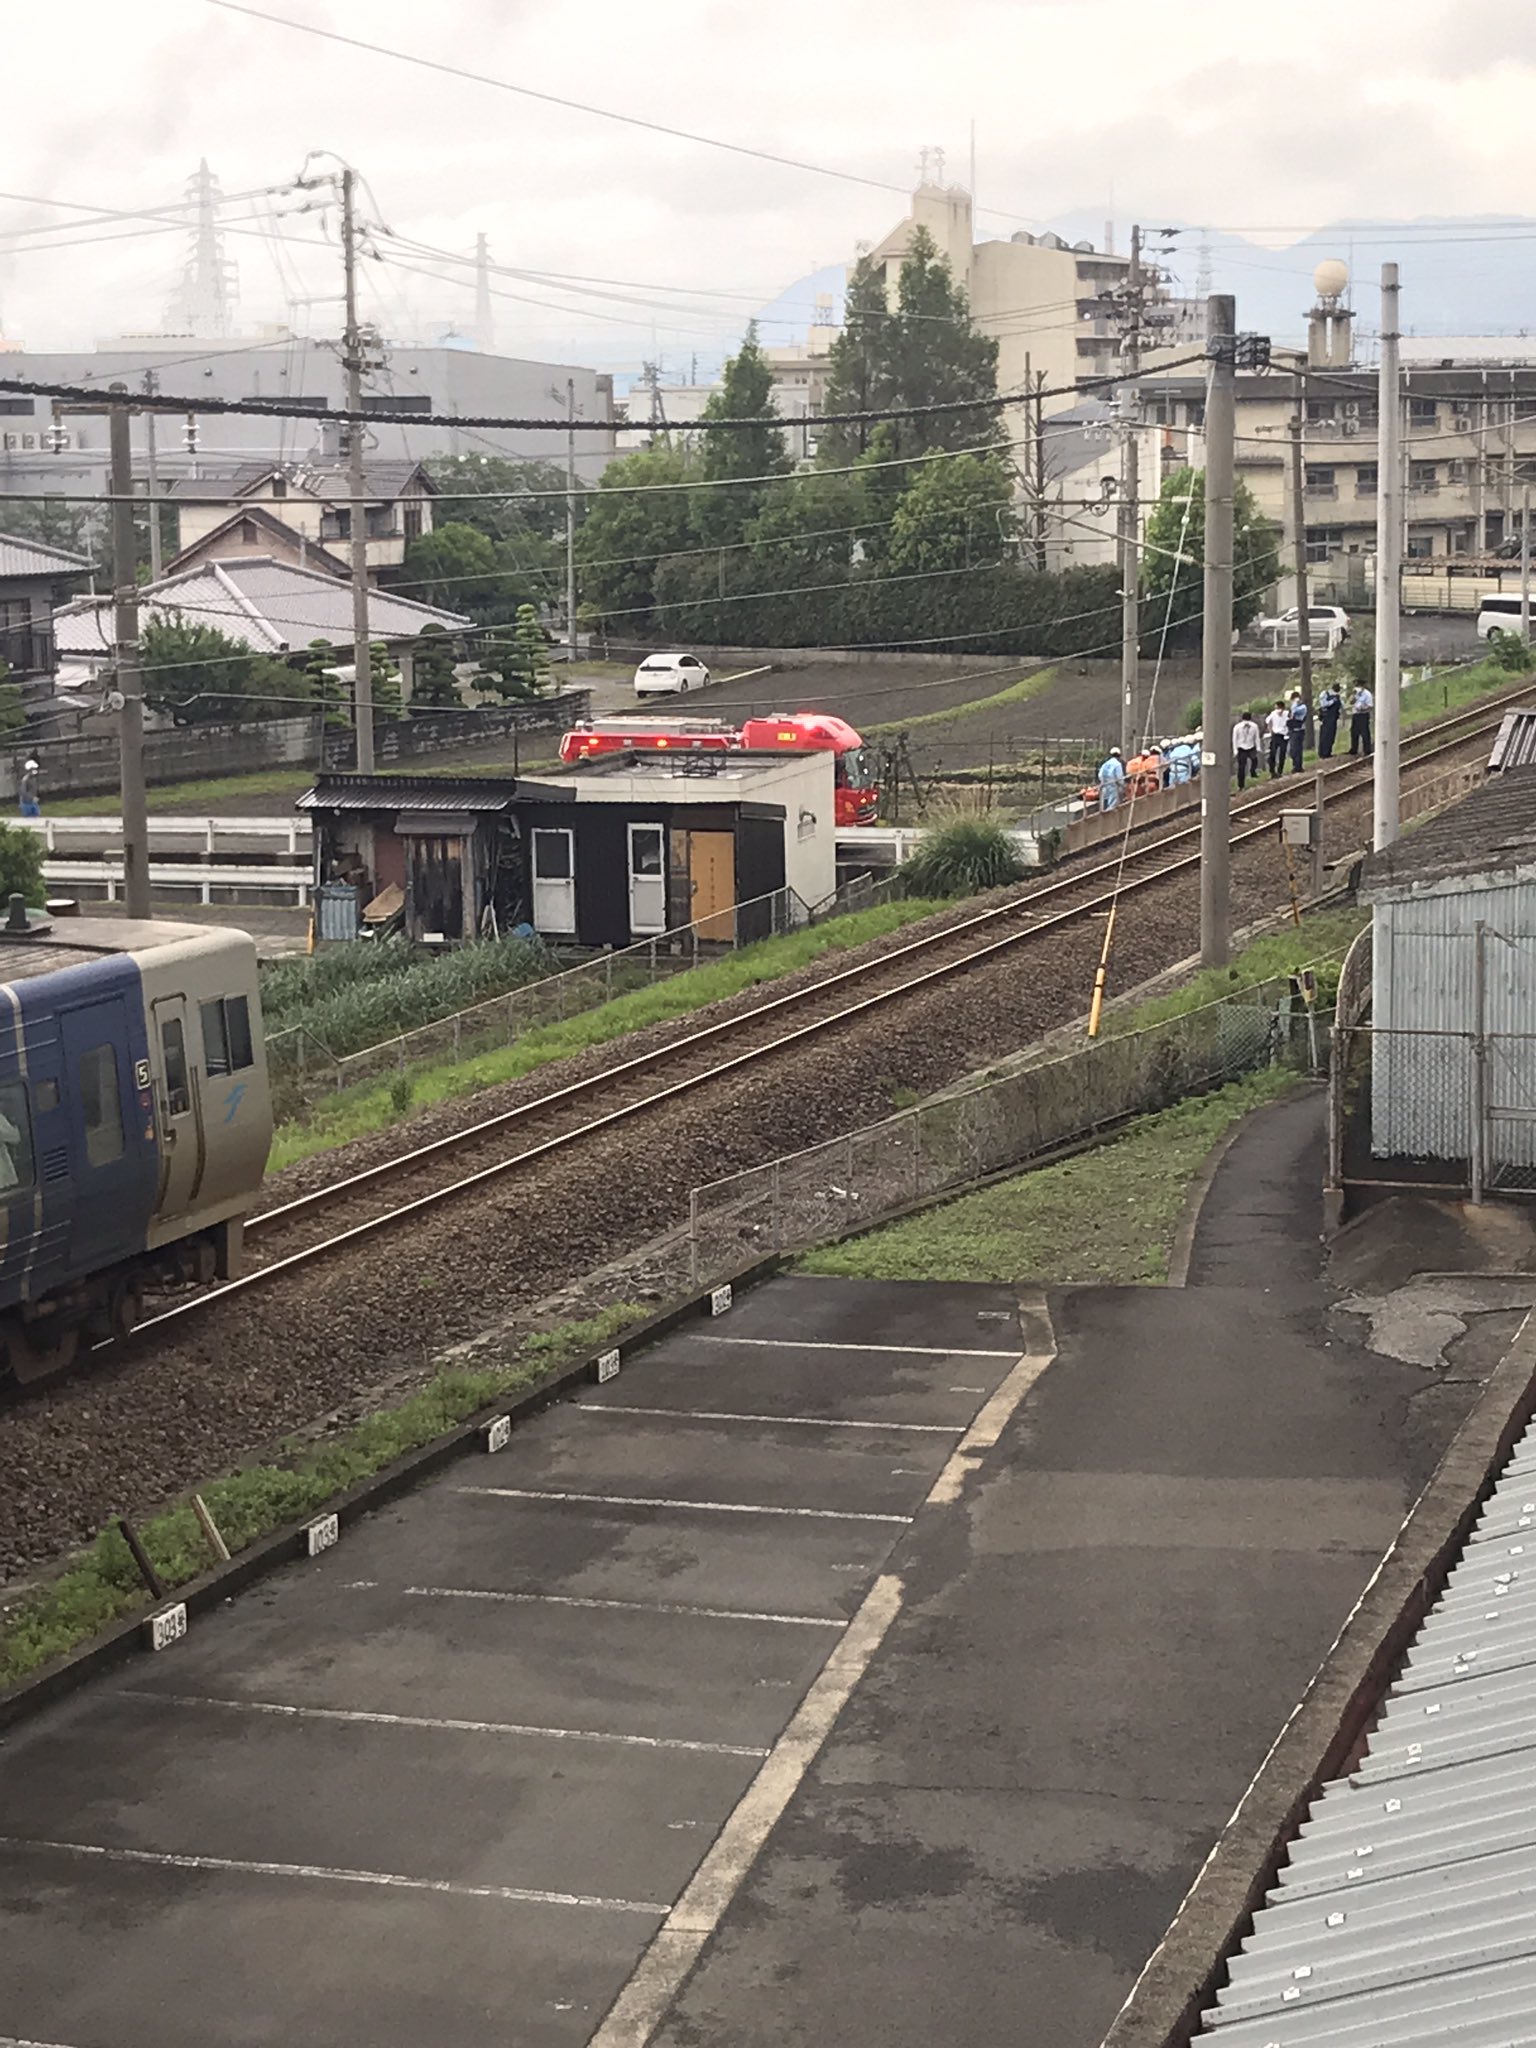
[[21, 815, 311, 855], [43, 859, 312, 906]]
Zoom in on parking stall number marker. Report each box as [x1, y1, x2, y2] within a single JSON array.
[[593, 1348, 621, 1384], [306, 1514, 340, 1558], [484, 1415, 513, 1454], [146, 1604, 187, 1653], [709, 1284, 733, 1317]]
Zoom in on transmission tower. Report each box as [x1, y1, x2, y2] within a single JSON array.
[[166, 160, 238, 338], [474, 232, 496, 354]]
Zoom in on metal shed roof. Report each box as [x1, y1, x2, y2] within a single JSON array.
[[1198, 1406, 1536, 2045], [297, 775, 524, 814], [1360, 768, 1536, 898]]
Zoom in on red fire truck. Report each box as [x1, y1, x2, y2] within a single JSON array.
[[557, 711, 880, 826]]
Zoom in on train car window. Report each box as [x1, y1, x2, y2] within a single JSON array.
[[0, 1079, 35, 1194], [161, 1019, 192, 1116], [35, 1078, 58, 1114], [201, 996, 254, 1077], [78, 1046, 125, 1168], [225, 995, 254, 1071]]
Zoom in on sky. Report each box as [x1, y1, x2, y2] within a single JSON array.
[[1, 0, 1532, 373]]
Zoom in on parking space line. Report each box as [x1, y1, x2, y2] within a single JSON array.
[[118, 1691, 768, 1760], [688, 1337, 1018, 1359], [928, 1345, 1056, 1507], [572, 1403, 958, 1435], [458, 1487, 912, 1524], [0, 1837, 667, 1916], [1, 2036, 85, 2047], [401, 1586, 841, 1628]]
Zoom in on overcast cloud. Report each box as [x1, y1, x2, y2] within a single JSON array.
[[0, 0, 1528, 370]]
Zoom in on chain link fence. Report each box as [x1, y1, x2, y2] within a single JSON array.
[[684, 981, 1326, 1282], [265, 872, 903, 1111]]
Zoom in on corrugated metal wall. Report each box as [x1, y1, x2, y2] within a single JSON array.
[[1372, 882, 1536, 1162]]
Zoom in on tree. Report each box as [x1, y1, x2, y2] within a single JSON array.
[[817, 255, 896, 468], [883, 452, 1014, 579], [408, 623, 462, 712], [400, 520, 542, 626], [367, 641, 402, 723], [0, 659, 25, 737], [575, 443, 698, 628], [0, 819, 43, 905], [423, 454, 578, 546], [305, 638, 349, 729], [511, 604, 551, 696], [690, 325, 791, 549], [1140, 465, 1280, 649], [818, 229, 1000, 472], [0, 497, 109, 577], [140, 614, 309, 725]]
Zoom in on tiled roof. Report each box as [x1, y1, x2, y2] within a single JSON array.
[[0, 533, 94, 578], [53, 556, 471, 658], [1360, 767, 1536, 896]]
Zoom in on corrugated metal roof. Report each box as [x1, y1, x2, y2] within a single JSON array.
[[1491, 710, 1536, 774], [0, 533, 93, 579], [296, 775, 520, 814], [1361, 768, 1536, 898], [1199, 1411, 1536, 2045], [54, 556, 470, 657]]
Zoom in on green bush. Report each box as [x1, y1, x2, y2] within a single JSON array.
[[0, 819, 44, 905], [897, 816, 1031, 898], [1487, 626, 1534, 673], [263, 933, 554, 1070]]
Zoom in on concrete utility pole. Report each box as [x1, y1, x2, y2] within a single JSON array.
[[142, 370, 163, 582], [1200, 294, 1237, 968], [1374, 262, 1402, 851], [1119, 225, 1143, 754], [565, 377, 579, 660], [341, 166, 374, 774], [1288, 378, 1314, 708], [1522, 481, 1531, 642], [108, 389, 151, 920]]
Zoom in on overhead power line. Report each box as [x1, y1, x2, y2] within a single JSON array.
[[0, 355, 1208, 436], [204, 0, 1046, 231]]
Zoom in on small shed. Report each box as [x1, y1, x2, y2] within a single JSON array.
[[1359, 766, 1536, 1177], [517, 748, 837, 949], [297, 774, 526, 945]]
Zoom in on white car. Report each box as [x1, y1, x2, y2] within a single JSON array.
[[1259, 603, 1351, 641], [634, 652, 712, 697]]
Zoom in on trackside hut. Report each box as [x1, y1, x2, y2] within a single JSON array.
[[517, 748, 837, 947], [1359, 765, 1536, 1178]]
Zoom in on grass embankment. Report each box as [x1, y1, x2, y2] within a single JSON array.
[[866, 665, 1056, 738], [269, 896, 948, 1171], [1400, 654, 1529, 730], [800, 1067, 1303, 1286], [0, 1303, 641, 1692], [799, 903, 1364, 1285]]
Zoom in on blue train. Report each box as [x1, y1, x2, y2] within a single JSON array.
[[0, 911, 272, 1382]]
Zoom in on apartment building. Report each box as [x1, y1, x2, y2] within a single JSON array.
[[1139, 299, 1536, 608]]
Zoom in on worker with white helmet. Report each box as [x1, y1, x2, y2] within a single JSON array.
[[1097, 746, 1126, 813]]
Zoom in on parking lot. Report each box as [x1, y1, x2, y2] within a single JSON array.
[[0, 1275, 1038, 2048]]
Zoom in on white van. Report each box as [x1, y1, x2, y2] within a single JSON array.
[[1476, 594, 1533, 640], [633, 652, 712, 697]]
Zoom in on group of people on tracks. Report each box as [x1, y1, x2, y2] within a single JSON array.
[[1096, 682, 1375, 812]]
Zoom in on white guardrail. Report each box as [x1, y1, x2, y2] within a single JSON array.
[[41, 860, 312, 906], [19, 816, 311, 854]]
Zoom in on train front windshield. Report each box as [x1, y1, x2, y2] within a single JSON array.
[[837, 746, 877, 790]]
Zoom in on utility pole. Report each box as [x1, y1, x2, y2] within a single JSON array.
[[1374, 262, 1402, 852], [142, 370, 163, 581], [340, 167, 374, 773], [1522, 481, 1531, 642], [565, 377, 579, 659], [108, 389, 151, 921], [1288, 376, 1313, 707], [1119, 224, 1143, 753], [1200, 294, 1237, 968]]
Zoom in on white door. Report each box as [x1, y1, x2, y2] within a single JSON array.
[[628, 822, 668, 935], [531, 827, 576, 934]]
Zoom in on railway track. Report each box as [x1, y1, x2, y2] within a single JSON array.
[[137, 683, 1529, 1338]]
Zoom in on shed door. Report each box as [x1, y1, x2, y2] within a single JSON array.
[[412, 834, 465, 942], [531, 828, 576, 935], [627, 823, 668, 936], [687, 830, 736, 942], [151, 995, 205, 1218]]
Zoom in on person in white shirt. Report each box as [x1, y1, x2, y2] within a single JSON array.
[[1350, 685, 1374, 757], [1232, 713, 1261, 790], [1265, 702, 1289, 778]]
